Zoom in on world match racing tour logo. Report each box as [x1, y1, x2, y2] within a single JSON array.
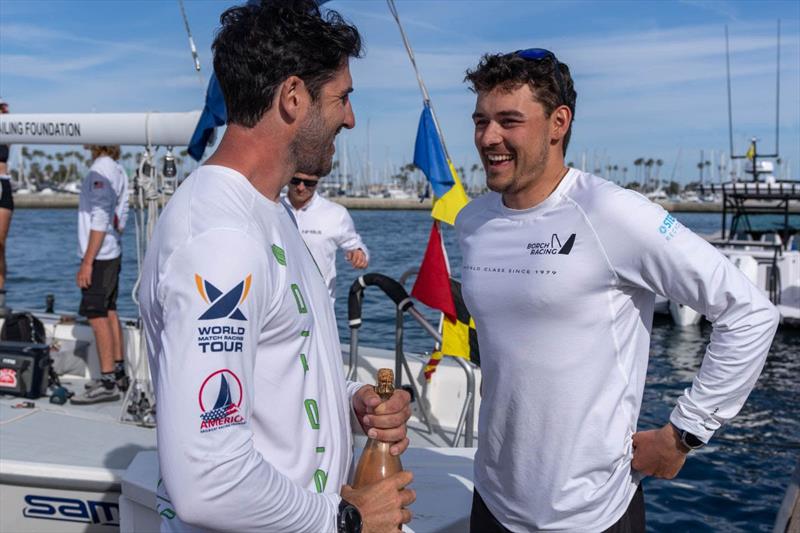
[[194, 274, 251, 354], [199, 369, 245, 432]]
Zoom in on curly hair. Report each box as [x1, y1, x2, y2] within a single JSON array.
[[212, 0, 362, 128], [87, 145, 121, 161], [465, 52, 577, 155]]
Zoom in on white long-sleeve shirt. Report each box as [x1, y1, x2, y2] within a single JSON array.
[[77, 155, 128, 260], [456, 169, 779, 532], [139, 166, 363, 533], [281, 193, 369, 301]]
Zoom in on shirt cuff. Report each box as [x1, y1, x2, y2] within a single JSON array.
[[669, 405, 714, 443]]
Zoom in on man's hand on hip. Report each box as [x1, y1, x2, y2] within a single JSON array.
[[346, 249, 368, 269], [76, 262, 93, 289], [353, 385, 411, 456], [632, 423, 688, 479]]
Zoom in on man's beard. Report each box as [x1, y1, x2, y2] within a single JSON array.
[[291, 103, 336, 177], [487, 137, 549, 195]]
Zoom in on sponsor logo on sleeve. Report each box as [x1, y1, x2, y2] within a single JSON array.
[[199, 369, 245, 432], [658, 213, 682, 241], [194, 274, 250, 353]]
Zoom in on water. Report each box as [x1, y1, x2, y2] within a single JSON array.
[[5, 208, 799, 531]]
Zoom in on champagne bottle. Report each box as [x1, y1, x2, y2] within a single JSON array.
[[352, 368, 403, 489]]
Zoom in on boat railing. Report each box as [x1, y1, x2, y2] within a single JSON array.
[[709, 240, 783, 304], [346, 270, 477, 447], [700, 181, 800, 197]]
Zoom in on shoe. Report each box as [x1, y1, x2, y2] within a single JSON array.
[[115, 372, 130, 393], [85, 373, 129, 393], [71, 381, 120, 405]]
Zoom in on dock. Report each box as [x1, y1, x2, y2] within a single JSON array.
[[11, 193, 800, 213]]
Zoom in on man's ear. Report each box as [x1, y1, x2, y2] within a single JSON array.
[[550, 105, 572, 143], [278, 75, 308, 123]]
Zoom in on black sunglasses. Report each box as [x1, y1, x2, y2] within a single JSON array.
[[512, 48, 571, 112], [290, 177, 319, 188]]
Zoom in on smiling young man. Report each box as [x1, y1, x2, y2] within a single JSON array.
[[456, 50, 779, 532], [138, 2, 413, 532], [281, 172, 369, 304]]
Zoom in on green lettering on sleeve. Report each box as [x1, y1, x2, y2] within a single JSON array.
[[291, 284, 308, 314], [313, 469, 328, 493], [271, 244, 286, 266], [300, 353, 309, 373], [304, 399, 320, 429]]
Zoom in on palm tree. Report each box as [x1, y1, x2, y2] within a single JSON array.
[[633, 158, 644, 181]]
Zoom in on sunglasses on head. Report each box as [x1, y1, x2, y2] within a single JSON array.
[[511, 48, 571, 112], [290, 177, 319, 188]]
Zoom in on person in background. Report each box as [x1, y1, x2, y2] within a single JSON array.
[[0, 97, 13, 306], [282, 172, 369, 304], [71, 144, 130, 404], [457, 48, 779, 532], [138, 2, 413, 532]]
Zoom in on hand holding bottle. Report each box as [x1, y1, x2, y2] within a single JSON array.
[[353, 380, 412, 456], [341, 471, 416, 533]]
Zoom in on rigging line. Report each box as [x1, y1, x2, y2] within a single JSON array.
[[386, 0, 453, 163], [177, 0, 206, 90]]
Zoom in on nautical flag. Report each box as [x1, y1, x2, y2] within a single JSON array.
[[423, 279, 480, 381], [411, 221, 456, 320], [412, 223, 480, 380], [413, 104, 470, 225], [746, 142, 756, 161], [188, 74, 227, 161]]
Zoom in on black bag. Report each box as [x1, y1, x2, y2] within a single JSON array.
[[1, 312, 46, 344], [0, 342, 51, 398]]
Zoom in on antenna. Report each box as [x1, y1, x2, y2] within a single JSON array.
[[725, 21, 781, 181], [774, 19, 781, 157], [725, 25, 734, 159]]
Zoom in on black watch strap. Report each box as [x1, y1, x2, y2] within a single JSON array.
[[337, 498, 362, 533], [673, 423, 706, 450]]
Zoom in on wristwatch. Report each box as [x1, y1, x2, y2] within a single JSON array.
[[337, 499, 362, 533], [672, 424, 706, 451]]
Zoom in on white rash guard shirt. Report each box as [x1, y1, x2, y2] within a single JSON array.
[[456, 169, 779, 532], [281, 193, 369, 301], [139, 166, 363, 533], [77, 155, 129, 260]]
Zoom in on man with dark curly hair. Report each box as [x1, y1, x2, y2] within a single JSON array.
[[456, 49, 778, 532], [139, 2, 414, 532]]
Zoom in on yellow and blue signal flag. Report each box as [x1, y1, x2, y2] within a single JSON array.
[[413, 103, 470, 225]]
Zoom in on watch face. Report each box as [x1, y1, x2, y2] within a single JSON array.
[[340, 504, 362, 533]]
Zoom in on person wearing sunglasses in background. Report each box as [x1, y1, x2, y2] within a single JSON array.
[[282, 172, 369, 305], [456, 49, 778, 532]]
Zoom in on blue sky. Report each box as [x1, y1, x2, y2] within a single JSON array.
[[1, 0, 798, 185]]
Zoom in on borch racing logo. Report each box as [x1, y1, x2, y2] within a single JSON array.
[[526, 233, 576, 255], [199, 369, 245, 432], [194, 274, 250, 354]]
